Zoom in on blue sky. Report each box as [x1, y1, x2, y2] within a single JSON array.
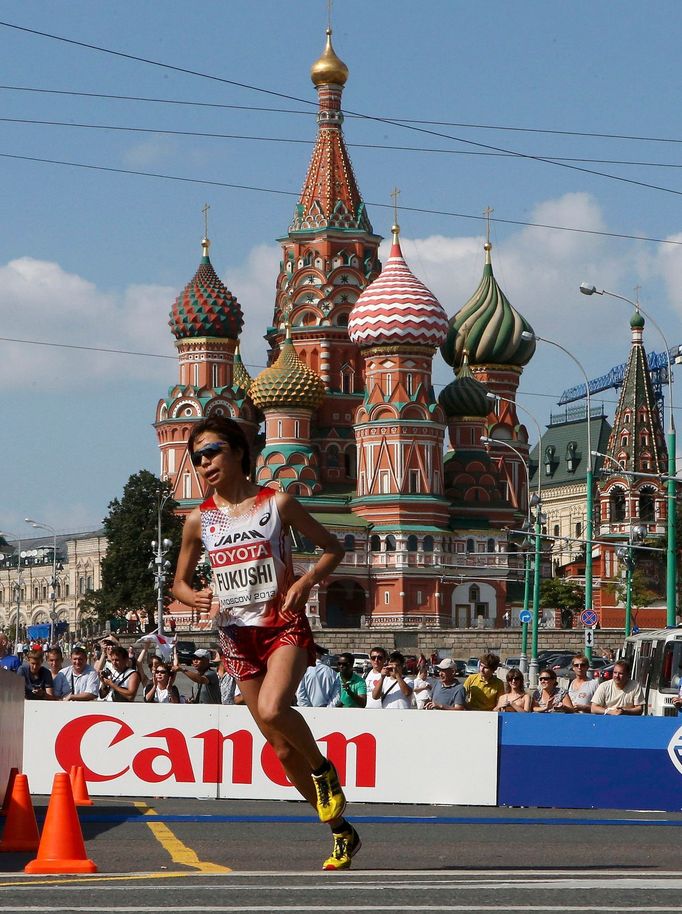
[[2, 0, 682, 535]]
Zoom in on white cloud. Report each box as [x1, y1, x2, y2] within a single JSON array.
[[0, 257, 176, 390], [122, 138, 176, 168]]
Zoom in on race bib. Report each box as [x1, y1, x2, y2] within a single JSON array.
[[209, 540, 278, 609]]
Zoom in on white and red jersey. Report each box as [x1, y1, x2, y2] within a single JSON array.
[[200, 487, 294, 628]]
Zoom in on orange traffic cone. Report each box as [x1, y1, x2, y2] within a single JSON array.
[[71, 766, 94, 807], [1, 767, 19, 816], [0, 774, 39, 852], [25, 772, 97, 874]]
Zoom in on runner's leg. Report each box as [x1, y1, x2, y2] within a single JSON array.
[[239, 674, 319, 808]]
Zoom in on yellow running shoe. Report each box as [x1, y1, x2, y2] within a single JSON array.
[[322, 826, 361, 871], [312, 761, 347, 822]]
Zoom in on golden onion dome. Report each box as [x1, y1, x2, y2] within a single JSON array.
[[310, 28, 349, 87], [249, 328, 325, 411]]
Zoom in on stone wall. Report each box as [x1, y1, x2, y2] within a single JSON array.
[[158, 626, 626, 661]]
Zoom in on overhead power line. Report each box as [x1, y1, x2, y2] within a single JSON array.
[[4, 83, 682, 146], [5, 115, 682, 170], [2, 150, 682, 248], [2, 20, 682, 199]]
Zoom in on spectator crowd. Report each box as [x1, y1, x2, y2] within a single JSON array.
[[0, 631, 654, 715]]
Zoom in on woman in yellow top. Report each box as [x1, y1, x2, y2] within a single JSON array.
[[463, 653, 505, 710]]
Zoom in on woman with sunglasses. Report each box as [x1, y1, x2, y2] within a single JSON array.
[[172, 416, 356, 871], [567, 654, 599, 712], [531, 668, 574, 712], [493, 668, 531, 712], [144, 665, 180, 703]]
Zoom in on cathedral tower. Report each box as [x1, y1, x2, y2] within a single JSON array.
[[268, 28, 383, 493], [155, 233, 260, 511]]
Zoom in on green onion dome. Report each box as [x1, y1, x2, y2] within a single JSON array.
[[169, 238, 244, 340], [441, 243, 535, 368], [233, 342, 252, 392], [630, 309, 645, 329], [438, 351, 490, 417], [250, 328, 325, 411]]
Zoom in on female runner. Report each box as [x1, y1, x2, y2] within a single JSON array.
[[173, 416, 359, 870]]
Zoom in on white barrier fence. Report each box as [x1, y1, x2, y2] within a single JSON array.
[[22, 704, 498, 805]]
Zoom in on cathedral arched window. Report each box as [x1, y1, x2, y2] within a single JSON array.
[[466, 538, 475, 553], [407, 535, 418, 552], [487, 538, 495, 553], [343, 534, 355, 552], [344, 445, 356, 479], [553, 524, 560, 538], [423, 536, 434, 552], [639, 489, 655, 522], [370, 535, 381, 552], [575, 522, 582, 539], [621, 435, 629, 449], [469, 585, 480, 603], [610, 488, 626, 522], [385, 535, 397, 552]]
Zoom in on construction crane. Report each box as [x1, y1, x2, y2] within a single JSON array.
[[558, 347, 682, 407]]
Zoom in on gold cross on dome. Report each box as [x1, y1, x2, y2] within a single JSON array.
[[327, 0, 333, 31], [202, 202, 210, 238], [391, 186, 401, 224]]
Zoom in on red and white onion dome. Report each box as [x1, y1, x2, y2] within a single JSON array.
[[348, 225, 448, 348]]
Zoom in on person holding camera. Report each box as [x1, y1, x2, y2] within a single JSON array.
[[370, 650, 414, 709], [98, 645, 140, 702], [17, 649, 54, 700], [335, 653, 367, 708]]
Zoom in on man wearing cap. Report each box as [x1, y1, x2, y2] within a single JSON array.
[[425, 659, 467, 711], [175, 648, 221, 704], [296, 644, 340, 708], [60, 645, 100, 701]]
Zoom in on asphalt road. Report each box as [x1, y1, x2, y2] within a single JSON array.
[[2, 798, 682, 912]]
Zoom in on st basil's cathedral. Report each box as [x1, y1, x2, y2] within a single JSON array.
[[154, 29, 538, 630]]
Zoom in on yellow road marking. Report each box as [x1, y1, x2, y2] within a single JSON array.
[[134, 801, 231, 873]]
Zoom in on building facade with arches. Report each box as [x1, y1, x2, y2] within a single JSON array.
[[0, 530, 106, 639]]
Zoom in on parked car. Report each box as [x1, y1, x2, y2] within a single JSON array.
[[320, 653, 341, 672], [464, 657, 480, 675], [175, 640, 197, 664], [453, 660, 467, 677], [403, 654, 418, 674], [504, 657, 521, 669], [352, 652, 372, 676]]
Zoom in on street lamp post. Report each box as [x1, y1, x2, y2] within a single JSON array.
[[580, 284, 677, 627], [482, 435, 543, 685], [486, 391, 544, 678], [151, 489, 173, 638], [25, 518, 58, 645], [522, 330, 595, 644], [0, 531, 22, 649], [616, 525, 648, 637]]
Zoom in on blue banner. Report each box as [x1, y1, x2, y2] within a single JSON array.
[[499, 715, 682, 812]]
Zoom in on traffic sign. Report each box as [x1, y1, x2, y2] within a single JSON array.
[[519, 609, 532, 624], [580, 609, 598, 627], [584, 628, 595, 648]]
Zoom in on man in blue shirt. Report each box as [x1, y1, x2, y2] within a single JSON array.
[[425, 658, 467, 710], [296, 644, 340, 707]]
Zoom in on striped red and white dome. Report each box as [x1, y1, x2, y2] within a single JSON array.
[[348, 229, 448, 348]]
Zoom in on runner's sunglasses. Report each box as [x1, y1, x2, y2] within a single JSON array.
[[190, 442, 224, 466]]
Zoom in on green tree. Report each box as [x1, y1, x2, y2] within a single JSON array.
[[92, 471, 184, 627], [540, 577, 585, 628]]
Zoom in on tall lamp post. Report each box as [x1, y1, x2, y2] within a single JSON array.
[[151, 489, 173, 638], [25, 518, 58, 645], [481, 435, 543, 685], [0, 531, 22, 649], [485, 391, 544, 676], [580, 283, 677, 628], [521, 330, 595, 628]]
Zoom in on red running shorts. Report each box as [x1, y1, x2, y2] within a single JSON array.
[[217, 614, 316, 681]]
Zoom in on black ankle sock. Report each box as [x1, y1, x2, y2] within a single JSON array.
[[331, 818, 349, 834], [312, 759, 331, 777]]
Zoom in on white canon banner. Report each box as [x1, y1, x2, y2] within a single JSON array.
[[22, 704, 498, 805]]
